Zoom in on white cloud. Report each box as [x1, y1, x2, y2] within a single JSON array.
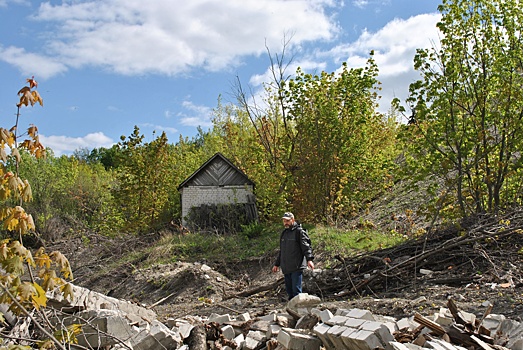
[[326, 13, 441, 112], [6, 0, 339, 78], [0, 46, 67, 79], [40, 132, 114, 156], [177, 100, 213, 127]]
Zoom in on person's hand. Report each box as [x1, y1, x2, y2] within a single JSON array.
[[272, 266, 279, 273], [307, 260, 314, 270]]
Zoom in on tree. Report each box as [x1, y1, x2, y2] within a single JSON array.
[[235, 38, 397, 223], [286, 59, 397, 223], [114, 126, 172, 232], [0, 78, 74, 349], [401, 0, 523, 218]]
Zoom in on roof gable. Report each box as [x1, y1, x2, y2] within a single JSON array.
[[177, 153, 254, 189]]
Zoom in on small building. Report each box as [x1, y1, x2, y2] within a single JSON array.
[[177, 152, 258, 231]]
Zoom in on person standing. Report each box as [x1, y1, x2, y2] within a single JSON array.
[[272, 212, 314, 300]]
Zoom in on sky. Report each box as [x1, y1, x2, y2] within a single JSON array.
[[0, 0, 442, 156]]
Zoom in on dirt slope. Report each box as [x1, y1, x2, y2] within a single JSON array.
[[49, 210, 523, 323]]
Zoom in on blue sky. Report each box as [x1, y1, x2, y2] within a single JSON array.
[[0, 0, 442, 155]]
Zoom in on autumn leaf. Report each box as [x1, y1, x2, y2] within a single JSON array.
[[50, 251, 73, 279], [42, 270, 58, 291], [17, 86, 34, 107], [27, 76, 38, 89], [31, 282, 47, 309], [0, 146, 7, 163], [11, 148, 21, 164], [17, 282, 36, 303], [21, 180, 32, 202], [27, 125, 38, 138], [31, 90, 43, 106], [2, 255, 23, 275], [61, 283, 74, 302]]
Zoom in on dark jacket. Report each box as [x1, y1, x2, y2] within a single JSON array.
[[274, 223, 314, 274]]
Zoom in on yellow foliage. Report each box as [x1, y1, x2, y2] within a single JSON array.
[[61, 283, 74, 302], [54, 323, 82, 344], [22, 180, 33, 202], [11, 148, 21, 164]]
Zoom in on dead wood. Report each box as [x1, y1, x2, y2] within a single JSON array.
[[319, 210, 523, 298]]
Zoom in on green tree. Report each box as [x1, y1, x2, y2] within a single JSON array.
[[401, 0, 523, 218], [236, 39, 397, 223], [285, 58, 396, 224], [115, 126, 171, 232]]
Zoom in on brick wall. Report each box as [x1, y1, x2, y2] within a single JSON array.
[[180, 185, 254, 225]]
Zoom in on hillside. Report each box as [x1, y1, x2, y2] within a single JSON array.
[[48, 206, 523, 324]]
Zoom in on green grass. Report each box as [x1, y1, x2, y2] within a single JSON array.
[[142, 223, 407, 267]]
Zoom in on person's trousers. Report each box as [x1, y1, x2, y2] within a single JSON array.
[[284, 270, 303, 300]]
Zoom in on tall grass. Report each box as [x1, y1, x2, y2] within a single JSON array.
[[144, 223, 406, 267]]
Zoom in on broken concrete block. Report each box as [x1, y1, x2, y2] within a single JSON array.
[[345, 308, 375, 321], [344, 317, 366, 329], [221, 324, 235, 340], [47, 284, 157, 325], [130, 320, 182, 350], [237, 312, 251, 322], [311, 308, 333, 323], [340, 327, 357, 349], [244, 330, 266, 350], [397, 317, 417, 331], [277, 314, 296, 328], [458, 310, 476, 325], [178, 322, 194, 339], [259, 313, 278, 322], [277, 328, 322, 350], [60, 309, 135, 348], [207, 313, 231, 324], [482, 314, 506, 333], [287, 293, 321, 310], [267, 324, 282, 338], [295, 313, 319, 329], [233, 333, 245, 348], [313, 323, 335, 349], [250, 319, 273, 332], [360, 320, 394, 344], [326, 325, 348, 349], [325, 315, 349, 326], [344, 329, 383, 350], [433, 312, 454, 326]]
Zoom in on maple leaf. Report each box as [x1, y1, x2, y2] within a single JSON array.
[[50, 251, 73, 279], [42, 270, 58, 291], [0, 147, 7, 163], [3, 255, 23, 274], [61, 283, 74, 302], [17, 282, 36, 303], [27, 76, 38, 89], [27, 125, 38, 138], [22, 180, 33, 202], [31, 90, 43, 106], [31, 282, 47, 309], [11, 148, 21, 164], [17, 86, 34, 107], [0, 243, 8, 260]]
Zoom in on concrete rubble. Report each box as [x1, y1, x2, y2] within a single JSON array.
[[45, 283, 523, 350]]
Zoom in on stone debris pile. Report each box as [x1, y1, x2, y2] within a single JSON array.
[[43, 284, 523, 350]]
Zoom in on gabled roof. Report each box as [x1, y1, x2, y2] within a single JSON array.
[[177, 152, 254, 190]]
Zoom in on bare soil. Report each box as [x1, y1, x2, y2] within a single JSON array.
[[48, 211, 523, 324]]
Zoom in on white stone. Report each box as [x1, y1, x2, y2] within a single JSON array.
[[207, 313, 231, 324], [221, 325, 235, 340]]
